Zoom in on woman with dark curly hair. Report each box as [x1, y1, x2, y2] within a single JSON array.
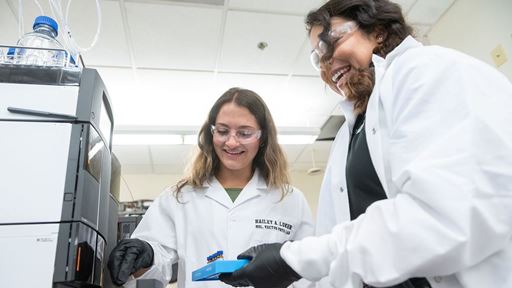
[[220, 1, 512, 288]]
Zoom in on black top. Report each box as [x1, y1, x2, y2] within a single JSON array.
[[345, 113, 387, 220], [345, 113, 432, 288]]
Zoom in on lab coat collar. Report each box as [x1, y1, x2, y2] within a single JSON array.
[[204, 177, 233, 208], [372, 35, 422, 68], [336, 36, 421, 130], [203, 169, 267, 209], [234, 169, 268, 207]]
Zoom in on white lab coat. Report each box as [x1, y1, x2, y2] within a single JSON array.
[[124, 169, 314, 288], [281, 36, 512, 288]]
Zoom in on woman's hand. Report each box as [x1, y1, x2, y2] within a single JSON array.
[[219, 242, 301, 287]]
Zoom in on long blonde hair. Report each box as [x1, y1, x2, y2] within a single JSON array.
[[175, 87, 291, 199]]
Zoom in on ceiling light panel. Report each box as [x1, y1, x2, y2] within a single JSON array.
[[126, 2, 223, 70], [118, 69, 218, 126], [214, 73, 320, 126], [214, 73, 337, 128], [219, 11, 307, 74]]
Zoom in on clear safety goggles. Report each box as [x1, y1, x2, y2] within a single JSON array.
[[210, 125, 262, 144], [310, 21, 358, 71]]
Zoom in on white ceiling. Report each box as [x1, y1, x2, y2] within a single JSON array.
[[0, 0, 455, 174]]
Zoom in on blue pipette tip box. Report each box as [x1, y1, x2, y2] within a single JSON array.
[[192, 259, 249, 281]]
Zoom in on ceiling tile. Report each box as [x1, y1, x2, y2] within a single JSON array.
[[282, 76, 340, 127], [150, 145, 197, 165], [219, 11, 306, 74], [0, 0, 19, 45], [391, 0, 416, 13], [91, 66, 140, 126], [280, 142, 333, 173], [282, 144, 307, 164], [229, 0, 324, 15], [126, 2, 223, 70], [295, 142, 333, 164], [118, 164, 154, 174], [152, 164, 187, 175], [412, 24, 432, 44], [407, 0, 456, 25], [70, 1, 132, 67], [112, 145, 152, 165], [293, 39, 321, 76]]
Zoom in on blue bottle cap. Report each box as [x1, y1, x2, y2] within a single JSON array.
[[33, 16, 59, 36]]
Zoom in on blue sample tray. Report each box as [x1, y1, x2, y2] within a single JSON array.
[[192, 259, 249, 281]]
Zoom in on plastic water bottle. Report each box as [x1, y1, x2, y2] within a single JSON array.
[[15, 16, 68, 66]]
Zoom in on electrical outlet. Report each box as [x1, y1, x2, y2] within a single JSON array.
[[490, 44, 507, 67]]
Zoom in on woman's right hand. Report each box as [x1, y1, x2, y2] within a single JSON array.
[[107, 238, 154, 286]]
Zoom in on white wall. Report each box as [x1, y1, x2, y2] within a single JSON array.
[[428, 0, 512, 80], [119, 170, 325, 218]]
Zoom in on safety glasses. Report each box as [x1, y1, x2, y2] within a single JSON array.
[[210, 125, 262, 144], [310, 21, 358, 71]]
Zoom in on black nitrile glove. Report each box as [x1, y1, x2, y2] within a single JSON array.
[[107, 238, 154, 286], [219, 242, 301, 288]]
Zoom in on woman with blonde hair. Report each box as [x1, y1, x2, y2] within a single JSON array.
[[108, 87, 314, 288]]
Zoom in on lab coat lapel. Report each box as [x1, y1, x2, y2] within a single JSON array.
[[365, 37, 423, 198], [204, 177, 233, 209], [233, 170, 265, 207], [365, 55, 390, 195], [330, 124, 351, 222]]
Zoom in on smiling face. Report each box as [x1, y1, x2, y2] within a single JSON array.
[[310, 17, 379, 96], [213, 102, 261, 175]]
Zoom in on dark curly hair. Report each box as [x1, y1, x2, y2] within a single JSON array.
[[305, 0, 413, 113]]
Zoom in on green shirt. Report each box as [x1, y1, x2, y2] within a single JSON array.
[[225, 188, 243, 202]]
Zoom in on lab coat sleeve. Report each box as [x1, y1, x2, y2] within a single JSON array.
[[282, 47, 512, 287], [124, 188, 179, 288]]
